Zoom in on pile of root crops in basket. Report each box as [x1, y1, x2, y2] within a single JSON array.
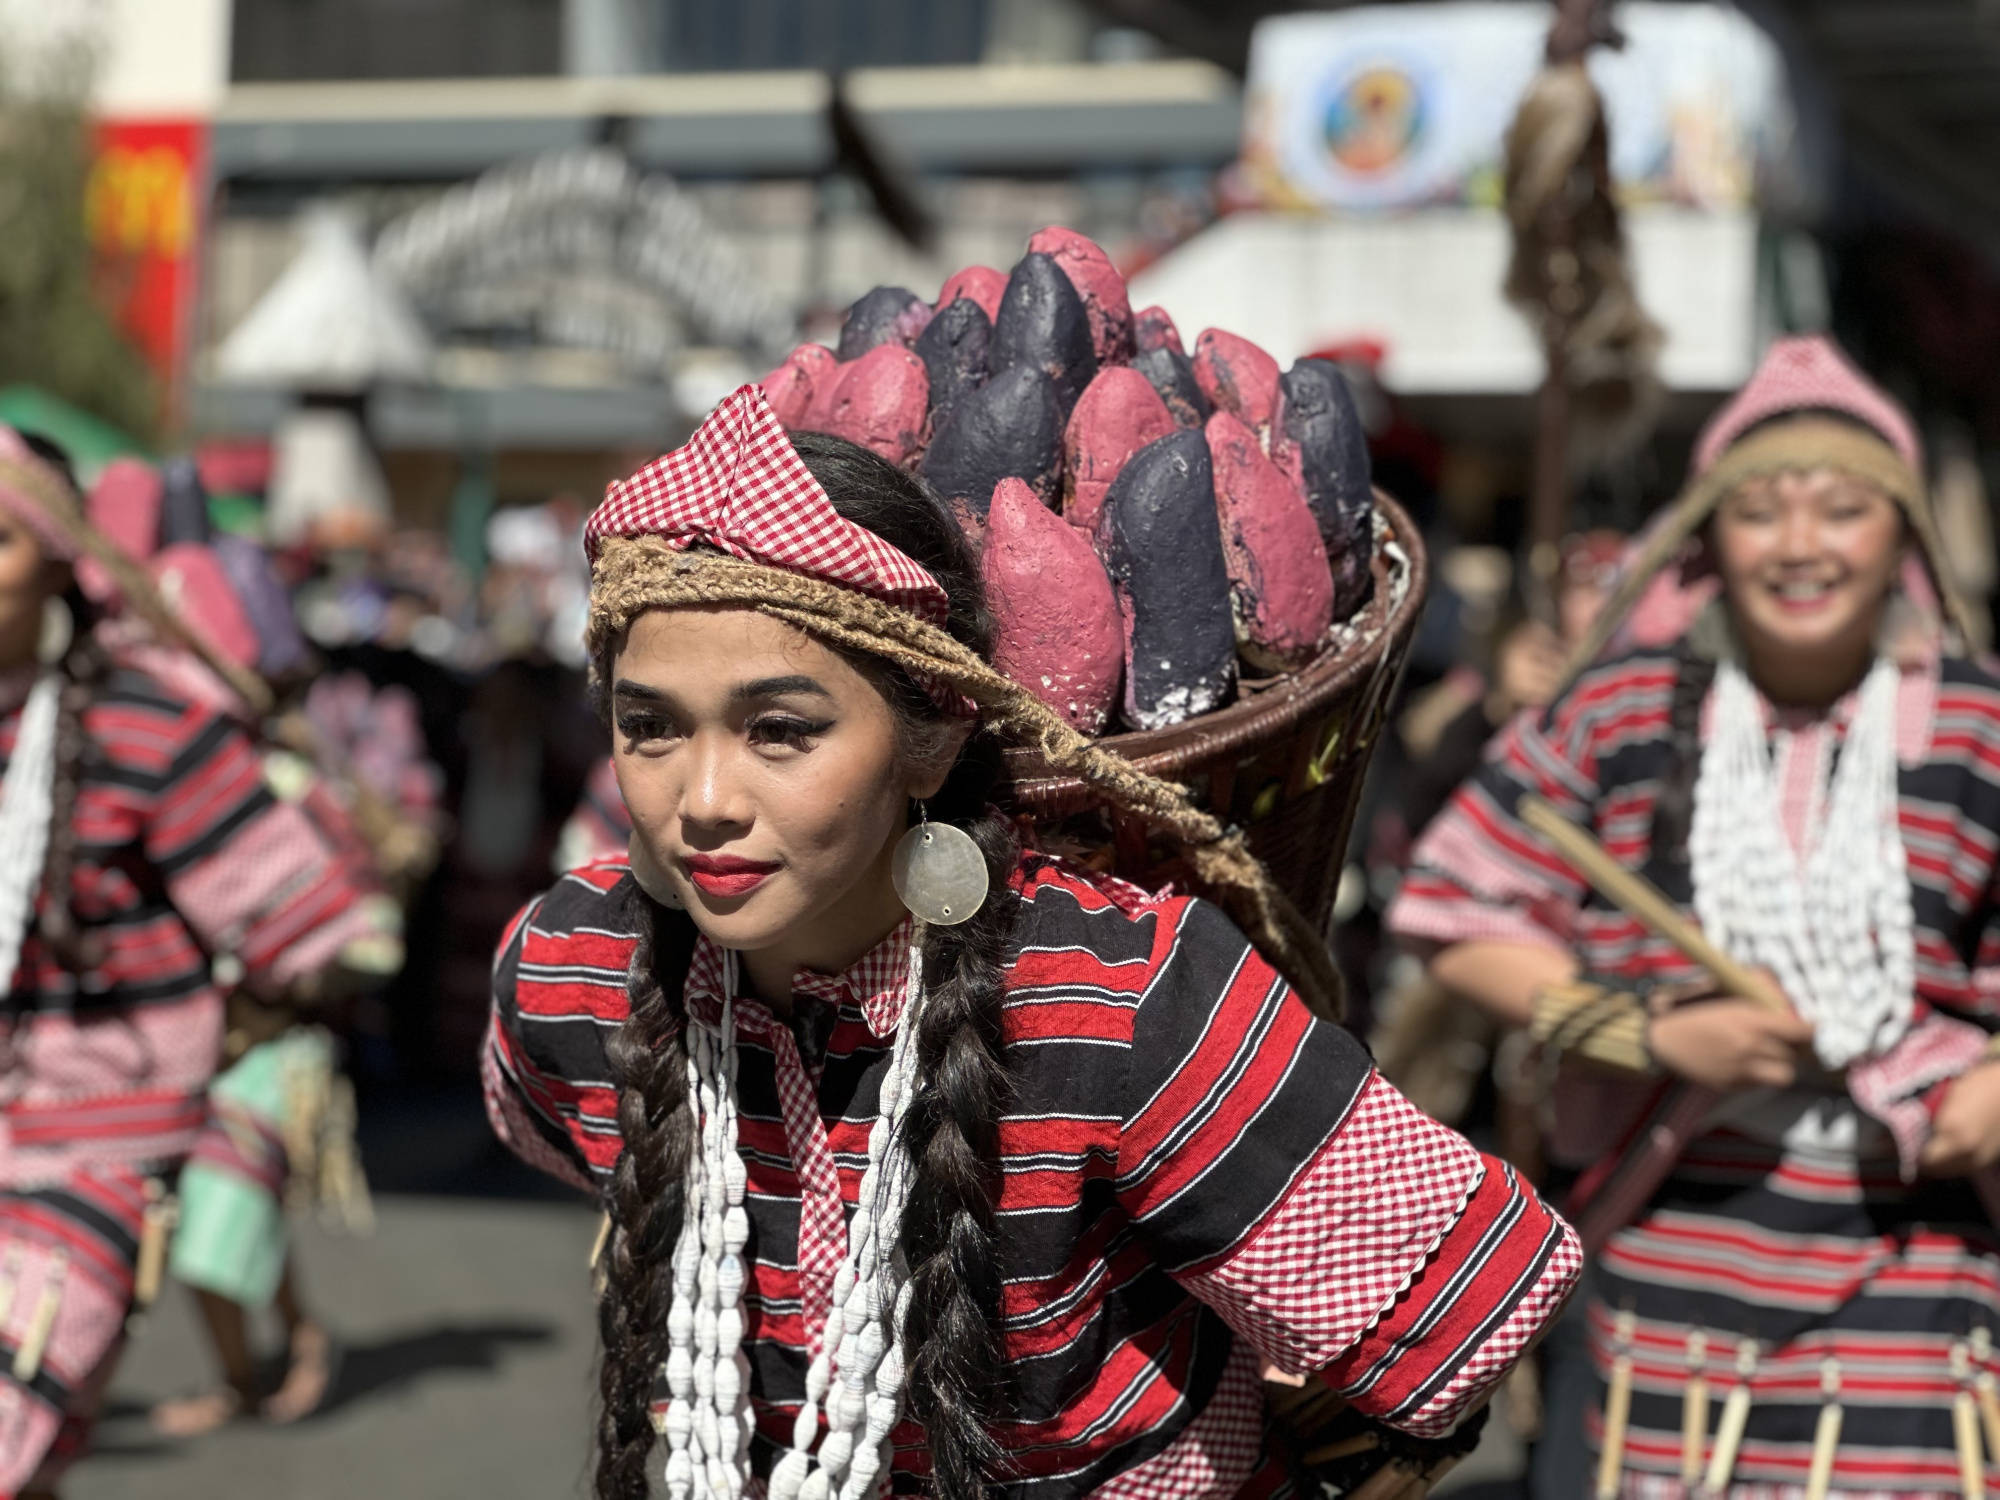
[[762, 226, 1375, 736]]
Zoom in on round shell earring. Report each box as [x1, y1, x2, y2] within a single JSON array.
[[891, 805, 988, 926]]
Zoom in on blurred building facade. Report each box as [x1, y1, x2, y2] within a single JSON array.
[[168, 0, 1226, 517], [24, 0, 2000, 565]]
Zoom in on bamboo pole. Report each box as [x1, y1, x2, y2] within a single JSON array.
[[1518, 794, 1784, 1013]]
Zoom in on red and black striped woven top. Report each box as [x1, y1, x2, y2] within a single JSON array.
[[485, 852, 1580, 1498], [1390, 647, 2000, 1006], [0, 665, 382, 1185], [1389, 645, 2000, 1163]]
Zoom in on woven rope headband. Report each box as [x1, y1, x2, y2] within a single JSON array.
[[589, 537, 1347, 1022]]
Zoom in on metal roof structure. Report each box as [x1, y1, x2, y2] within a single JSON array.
[[210, 60, 1243, 182]]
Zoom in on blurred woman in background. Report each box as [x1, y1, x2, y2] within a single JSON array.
[[0, 434, 381, 1499], [1392, 337, 2000, 1494]]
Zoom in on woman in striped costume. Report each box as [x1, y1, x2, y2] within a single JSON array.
[[483, 387, 1581, 1500], [1390, 336, 2000, 1495], [0, 434, 382, 1498]]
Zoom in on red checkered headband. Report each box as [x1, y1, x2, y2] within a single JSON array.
[[584, 385, 969, 712]]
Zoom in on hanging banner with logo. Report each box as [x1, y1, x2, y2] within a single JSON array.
[[1240, 2, 1794, 212], [86, 118, 208, 390]]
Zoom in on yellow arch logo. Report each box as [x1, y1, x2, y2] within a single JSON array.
[[86, 145, 192, 260]]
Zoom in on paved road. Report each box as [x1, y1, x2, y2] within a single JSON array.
[[62, 1088, 1528, 1499], [75, 1194, 602, 1500]]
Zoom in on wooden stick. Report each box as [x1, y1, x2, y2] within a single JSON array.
[[1956, 1342, 1986, 1500], [1344, 1460, 1428, 1500], [133, 1180, 178, 1308], [1803, 1358, 1843, 1500], [1518, 795, 1784, 1012], [1595, 1308, 1637, 1499], [1974, 1330, 2000, 1462], [1680, 1329, 1709, 1485], [1301, 1432, 1379, 1466], [1703, 1339, 1758, 1495], [12, 1252, 66, 1383], [0, 1246, 19, 1331]]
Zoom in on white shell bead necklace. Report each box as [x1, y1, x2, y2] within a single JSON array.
[[0, 675, 59, 996], [1689, 655, 1914, 1070], [660, 931, 929, 1500]]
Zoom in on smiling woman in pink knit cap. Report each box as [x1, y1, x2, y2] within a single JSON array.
[[1391, 335, 2000, 1495]]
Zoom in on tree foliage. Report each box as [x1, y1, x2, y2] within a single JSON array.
[[0, 39, 157, 443]]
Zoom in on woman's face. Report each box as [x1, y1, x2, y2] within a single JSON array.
[[0, 514, 61, 668], [609, 607, 952, 972], [1712, 464, 1903, 671]]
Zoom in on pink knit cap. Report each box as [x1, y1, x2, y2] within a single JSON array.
[[1693, 336, 1921, 477], [0, 426, 80, 562]]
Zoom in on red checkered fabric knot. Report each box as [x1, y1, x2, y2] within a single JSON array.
[[584, 383, 951, 628], [1695, 335, 1920, 476], [788, 914, 916, 1039]]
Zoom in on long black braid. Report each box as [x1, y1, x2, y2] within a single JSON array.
[[1647, 635, 1718, 871], [36, 611, 112, 977], [590, 433, 1017, 1500], [595, 888, 699, 1499]]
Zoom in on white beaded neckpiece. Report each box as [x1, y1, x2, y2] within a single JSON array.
[[659, 931, 928, 1500], [0, 675, 60, 995], [1690, 655, 1914, 1070]]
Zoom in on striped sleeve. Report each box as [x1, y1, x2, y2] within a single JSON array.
[[1386, 666, 1624, 954], [140, 697, 381, 987], [483, 860, 642, 1191], [1116, 898, 1580, 1436]]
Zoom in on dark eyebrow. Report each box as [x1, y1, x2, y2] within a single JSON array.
[[731, 675, 832, 705], [610, 675, 832, 705]]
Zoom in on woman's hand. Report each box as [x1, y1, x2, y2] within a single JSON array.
[[1646, 994, 1814, 1091], [1921, 1062, 2000, 1177]]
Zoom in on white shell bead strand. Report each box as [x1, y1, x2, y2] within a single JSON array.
[[664, 935, 930, 1500]]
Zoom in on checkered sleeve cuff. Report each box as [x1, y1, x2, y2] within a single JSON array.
[[1179, 1073, 1581, 1439], [1319, 1153, 1582, 1437], [1176, 1073, 1488, 1376]]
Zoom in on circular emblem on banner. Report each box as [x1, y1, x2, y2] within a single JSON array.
[[1322, 64, 1426, 175]]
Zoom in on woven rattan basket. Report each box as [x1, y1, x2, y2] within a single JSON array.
[[1002, 492, 1427, 935]]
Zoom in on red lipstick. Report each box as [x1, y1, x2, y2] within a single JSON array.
[[682, 853, 780, 898]]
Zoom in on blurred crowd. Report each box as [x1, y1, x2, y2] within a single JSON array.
[[98, 440, 612, 1085]]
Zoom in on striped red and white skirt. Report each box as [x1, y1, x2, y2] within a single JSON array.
[[1585, 1094, 2000, 1496], [0, 1165, 149, 1500]]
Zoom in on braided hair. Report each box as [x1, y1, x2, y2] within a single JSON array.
[[1647, 636, 1717, 873], [591, 433, 1017, 1500]]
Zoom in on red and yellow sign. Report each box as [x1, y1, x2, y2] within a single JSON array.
[[85, 118, 208, 396]]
